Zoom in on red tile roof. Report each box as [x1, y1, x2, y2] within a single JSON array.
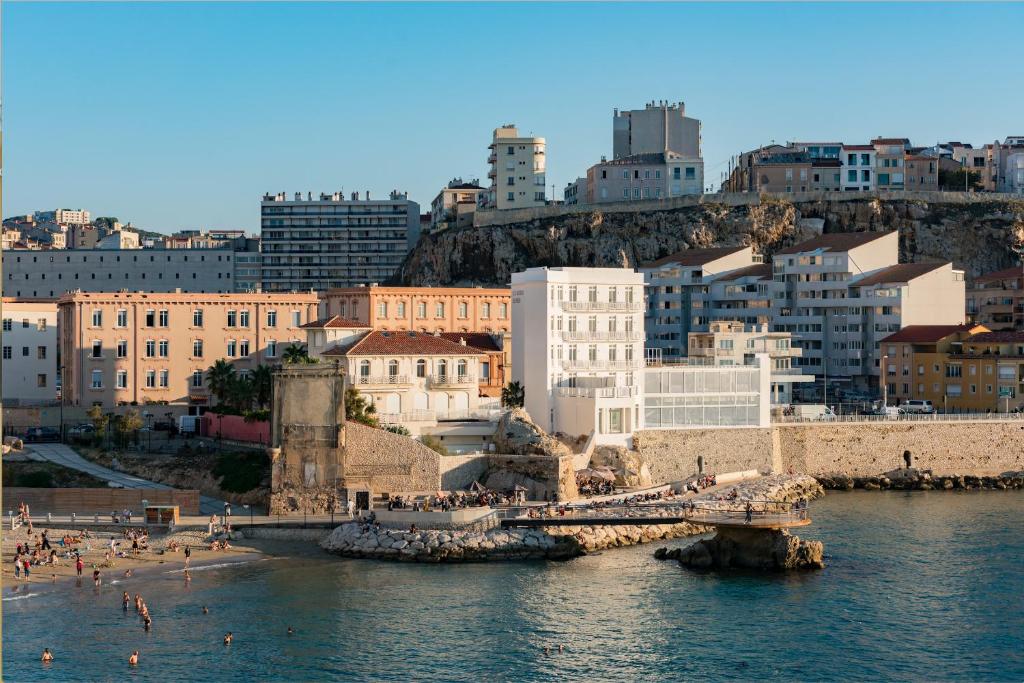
[[299, 315, 370, 329], [776, 231, 891, 255], [966, 331, 1024, 343], [974, 266, 1024, 283], [843, 145, 875, 151], [333, 330, 488, 357], [643, 246, 748, 268], [851, 262, 947, 287], [713, 264, 772, 282], [871, 137, 910, 145], [880, 324, 983, 344], [438, 332, 502, 353]]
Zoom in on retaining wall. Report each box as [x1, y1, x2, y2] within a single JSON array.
[[4, 487, 201, 515]]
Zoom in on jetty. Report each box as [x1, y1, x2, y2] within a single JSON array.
[[501, 500, 811, 530]]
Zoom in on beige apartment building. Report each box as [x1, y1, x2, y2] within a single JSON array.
[[58, 291, 318, 411], [1, 298, 59, 405], [483, 125, 546, 210], [430, 179, 484, 233], [320, 285, 511, 335], [967, 266, 1024, 331]]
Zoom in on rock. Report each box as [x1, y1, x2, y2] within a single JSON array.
[[673, 527, 824, 572], [391, 540, 409, 550], [491, 408, 572, 458]]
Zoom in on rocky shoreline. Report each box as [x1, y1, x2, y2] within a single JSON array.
[[815, 469, 1024, 491], [320, 474, 823, 563], [656, 528, 825, 571]]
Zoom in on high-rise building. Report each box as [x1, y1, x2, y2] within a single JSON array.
[[260, 191, 421, 291], [612, 101, 701, 160], [483, 126, 546, 210]]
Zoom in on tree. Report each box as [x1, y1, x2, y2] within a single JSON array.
[[114, 408, 143, 447], [94, 217, 119, 229], [344, 386, 378, 427], [250, 364, 273, 409], [283, 343, 316, 364], [501, 381, 525, 408], [383, 424, 411, 436], [225, 374, 254, 413], [206, 359, 236, 406], [87, 405, 110, 446], [938, 167, 982, 191]]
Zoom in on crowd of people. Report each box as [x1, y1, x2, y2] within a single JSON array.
[[575, 477, 615, 497], [387, 489, 520, 512], [109, 509, 136, 524], [683, 474, 717, 493]]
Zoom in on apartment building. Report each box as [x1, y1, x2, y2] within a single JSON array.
[[55, 209, 90, 226], [967, 266, 1024, 331], [260, 190, 421, 291], [612, 101, 701, 160], [841, 145, 876, 191], [1, 299, 58, 405], [990, 137, 1024, 194], [872, 138, 911, 191], [585, 151, 703, 203], [905, 156, 939, 190], [320, 285, 511, 334], [430, 179, 484, 233], [642, 246, 759, 359], [687, 321, 810, 404], [563, 177, 587, 205], [57, 291, 318, 411], [2, 248, 253, 298], [483, 125, 546, 210]]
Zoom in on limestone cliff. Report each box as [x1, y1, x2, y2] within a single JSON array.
[[395, 196, 1024, 286]]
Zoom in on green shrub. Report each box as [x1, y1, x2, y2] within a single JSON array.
[[419, 435, 449, 456], [213, 450, 268, 493]]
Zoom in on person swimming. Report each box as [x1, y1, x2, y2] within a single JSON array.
[[123, 592, 130, 610], [223, 632, 233, 645], [202, 606, 209, 614], [129, 651, 139, 666], [41, 648, 54, 663], [287, 626, 294, 635]]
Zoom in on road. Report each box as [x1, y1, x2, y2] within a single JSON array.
[[24, 443, 226, 515]]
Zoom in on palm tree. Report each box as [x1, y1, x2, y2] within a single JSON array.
[[501, 381, 525, 408], [206, 359, 236, 406], [226, 374, 254, 412], [282, 343, 311, 364], [250, 364, 273, 409]]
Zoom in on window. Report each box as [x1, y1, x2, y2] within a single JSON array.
[[2, 346, 10, 359], [417, 302, 427, 319], [159, 309, 169, 327], [116, 340, 128, 358], [377, 302, 388, 318], [159, 340, 169, 357], [91, 370, 103, 389], [239, 340, 250, 357], [1, 319, 9, 331], [227, 310, 237, 327], [481, 361, 490, 380], [37, 346, 47, 359], [116, 371, 128, 389], [92, 341, 103, 358], [685, 167, 695, 179], [481, 302, 491, 319], [239, 310, 250, 328], [848, 170, 857, 182], [435, 302, 445, 318], [227, 340, 237, 357], [145, 371, 156, 388], [387, 359, 399, 377], [292, 311, 301, 327], [267, 340, 277, 358], [359, 360, 370, 377], [193, 309, 204, 327], [437, 359, 448, 378], [458, 302, 468, 319], [38, 374, 48, 388], [145, 340, 156, 357], [499, 303, 508, 319], [267, 310, 277, 328], [159, 370, 169, 388], [118, 309, 129, 327], [456, 359, 468, 377], [91, 310, 103, 327], [192, 371, 203, 388], [396, 302, 406, 318], [21, 346, 29, 357], [416, 359, 426, 378], [193, 340, 204, 358]]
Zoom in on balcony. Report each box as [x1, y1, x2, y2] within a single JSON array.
[[352, 374, 411, 387], [560, 330, 644, 343], [561, 359, 644, 372], [429, 374, 476, 388], [555, 385, 638, 398], [560, 300, 643, 313]]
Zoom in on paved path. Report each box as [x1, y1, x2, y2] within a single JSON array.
[[24, 443, 226, 515]]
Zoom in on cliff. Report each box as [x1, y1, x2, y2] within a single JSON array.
[[395, 195, 1024, 286]]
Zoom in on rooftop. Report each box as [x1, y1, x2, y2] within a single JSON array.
[[330, 330, 489, 357], [966, 331, 1024, 344], [299, 315, 371, 330], [643, 245, 748, 268], [776, 231, 891, 255], [851, 262, 948, 287], [974, 266, 1023, 283], [880, 324, 983, 344], [437, 332, 502, 353], [595, 151, 692, 167], [713, 264, 772, 282]]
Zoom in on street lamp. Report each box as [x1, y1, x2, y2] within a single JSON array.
[[58, 365, 65, 441], [242, 504, 252, 528], [882, 354, 889, 407]]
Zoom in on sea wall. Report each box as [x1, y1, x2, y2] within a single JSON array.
[[634, 420, 1024, 481]]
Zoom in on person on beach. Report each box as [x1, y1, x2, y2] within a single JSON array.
[[14, 553, 22, 580], [287, 626, 294, 635], [135, 594, 143, 612], [223, 632, 233, 645], [129, 651, 139, 666], [144, 614, 152, 631], [75, 556, 84, 577], [184, 569, 191, 583], [41, 649, 54, 663], [23, 557, 31, 579], [124, 569, 132, 578], [51, 573, 57, 583], [123, 592, 131, 610], [184, 545, 191, 567], [41, 530, 51, 551], [93, 569, 101, 587], [745, 502, 753, 524]]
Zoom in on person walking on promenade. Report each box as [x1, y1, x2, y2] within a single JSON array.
[[745, 502, 753, 525]]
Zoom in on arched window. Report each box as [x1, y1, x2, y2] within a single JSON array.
[[387, 359, 399, 377], [359, 360, 370, 378], [437, 359, 448, 378], [416, 359, 427, 378], [457, 359, 468, 378]]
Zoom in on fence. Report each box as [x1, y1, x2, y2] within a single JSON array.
[[200, 414, 270, 444], [772, 412, 1024, 425]]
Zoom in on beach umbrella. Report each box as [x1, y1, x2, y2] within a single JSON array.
[[469, 480, 487, 492]]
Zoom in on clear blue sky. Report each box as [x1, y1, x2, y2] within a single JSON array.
[[5, 2, 1023, 233]]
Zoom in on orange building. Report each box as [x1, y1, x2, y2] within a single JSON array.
[[319, 285, 511, 334], [58, 290, 318, 412]]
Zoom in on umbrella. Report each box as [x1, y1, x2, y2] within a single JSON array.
[[578, 468, 616, 482], [469, 480, 487, 492], [512, 484, 529, 492]]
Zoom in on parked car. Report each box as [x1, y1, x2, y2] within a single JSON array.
[[153, 420, 179, 435], [25, 426, 61, 442], [67, 423, 96, 438], [900, 400, 935, 414], [872, 406, 902, 419]]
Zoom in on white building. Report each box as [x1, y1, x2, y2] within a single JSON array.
[[840, 145, 876, 191], [55, 208, 90, 226], [1, 299, 58, 405], [484, 125, 546, 210], [512, 266, 771, 446]]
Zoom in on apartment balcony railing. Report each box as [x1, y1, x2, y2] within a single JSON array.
[[352, 374, 411, 387], [560, 300, 644, 313], [560, 359, 644, 372], [429, 374, 476, 388], [555, 386, 639, 399], [560, 330, 644, 342], [378, 409, 503, 424]]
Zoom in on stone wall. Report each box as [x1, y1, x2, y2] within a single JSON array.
[[439, 454, 490, 491], [5, 487, 200, 515], [344, 422, 442, 494], [633, 428, 775, 483], [481, 454, 577, 502], [634, 420, 1024, 480]]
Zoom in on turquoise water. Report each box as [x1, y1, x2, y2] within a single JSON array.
[[4, 491, 1023, 682]]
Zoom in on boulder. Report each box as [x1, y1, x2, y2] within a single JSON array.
[[673, 527, 824, 572], [492, 408, 573, 458]]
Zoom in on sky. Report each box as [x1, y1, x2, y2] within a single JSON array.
[[4, 2, 1024, 234]]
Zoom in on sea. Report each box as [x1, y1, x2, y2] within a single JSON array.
[[3, 491, 1023, 682]]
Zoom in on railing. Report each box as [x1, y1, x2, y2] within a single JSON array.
[[556, 386, 639, 399], [560, 330, 644, 342], [429, 374, 476, 388], [377, 408, 504, 425], [504, 499, 811, 527], [561, 359, 645, 372], [560, 301, 644, 313], [773, 411, 1024, 424], [353, 374, 410, 386]]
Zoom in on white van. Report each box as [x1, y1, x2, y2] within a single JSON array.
[[899, 400, 935, 414]]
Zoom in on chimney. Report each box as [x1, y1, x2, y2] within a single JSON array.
[[459, 337, 466, 346]]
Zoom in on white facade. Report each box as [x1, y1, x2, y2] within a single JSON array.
[[840, 146, 876, 191], [55, 209, 90, 226], [484, 125, 546, 210], [1, 299, 58, 404]]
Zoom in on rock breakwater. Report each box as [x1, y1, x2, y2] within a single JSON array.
[[816, 469, 1024, 491], [320, 474, 823, 563], [656, 528, 825, 572]]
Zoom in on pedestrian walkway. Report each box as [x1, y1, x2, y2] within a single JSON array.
[[23, 443, 226, 515]]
